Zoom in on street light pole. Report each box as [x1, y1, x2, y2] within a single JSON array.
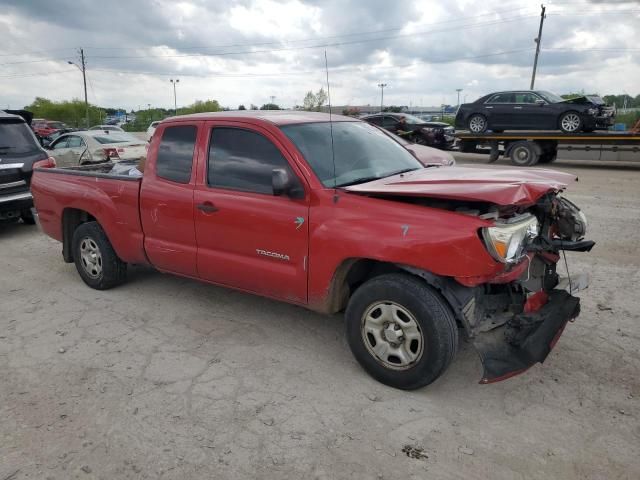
[[170, 79, 179, 116], [378, 83, 387, 112], [456, 89, 463, 108], [68, 47, 89, 128]]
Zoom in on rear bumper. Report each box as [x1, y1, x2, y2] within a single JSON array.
[[0, 191, 33, 219], [473, 289, 581, 383]]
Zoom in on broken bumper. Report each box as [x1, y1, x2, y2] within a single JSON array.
[[473, 289, 581, 384]]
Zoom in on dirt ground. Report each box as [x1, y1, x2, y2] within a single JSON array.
[[1, 154, 639, 479]]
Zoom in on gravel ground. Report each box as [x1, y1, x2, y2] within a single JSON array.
[[1, 154, 639, 479]]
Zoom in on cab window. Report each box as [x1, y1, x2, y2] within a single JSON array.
[[156, 125, 197, 183]]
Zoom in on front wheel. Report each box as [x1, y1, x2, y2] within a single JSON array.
[[345, 273, 458, 390], [559, 111, 583, 133], [72, 221, 127, 290]]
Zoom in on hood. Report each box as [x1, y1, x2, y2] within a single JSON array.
[[343, 166, 576, 206], [559, 95, 605, 106]]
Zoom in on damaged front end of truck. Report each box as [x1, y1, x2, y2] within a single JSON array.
[[346, 166, 594, 383]]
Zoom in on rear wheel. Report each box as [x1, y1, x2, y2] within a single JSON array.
[[345, 273, 458, 390], [467, 114, 488, 134], [509, 140, 541, 166], [72, 221, 127, 289], [559, 111, 582, 133], [538, 152, 557, 164]]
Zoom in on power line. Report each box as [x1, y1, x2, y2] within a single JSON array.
[[86, 15, 539, 61]]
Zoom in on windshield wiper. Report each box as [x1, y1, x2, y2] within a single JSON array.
[[336, 175, 383, 187], [336, 168, 420, 188]]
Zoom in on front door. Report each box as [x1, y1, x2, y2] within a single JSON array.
[[513, 92, 552, 129], [194, 123, 309, 303]]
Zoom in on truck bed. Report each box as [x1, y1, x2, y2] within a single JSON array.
[[30, 162, 147, 265]]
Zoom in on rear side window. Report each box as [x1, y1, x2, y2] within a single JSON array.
[[0, 121, 41, 154], [156, 125, 197, 183], [487, 93, 514, 104], [208, 127, 290, 194]]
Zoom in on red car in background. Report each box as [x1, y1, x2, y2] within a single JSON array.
[[32, 119, 67, 137]]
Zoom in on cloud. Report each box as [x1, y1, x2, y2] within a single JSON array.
[[0, 0, 638, 110]]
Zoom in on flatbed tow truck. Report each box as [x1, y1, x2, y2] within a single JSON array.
[[456, 126, 640, 166]]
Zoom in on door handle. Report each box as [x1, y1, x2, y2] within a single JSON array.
[[514, 106, 523, 109], [197, 202, 218, 213], [485, 106, 493, 109]]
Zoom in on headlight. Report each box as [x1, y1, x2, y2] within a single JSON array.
[[481, 215, 539, 264], [587, 107, 598, 115]]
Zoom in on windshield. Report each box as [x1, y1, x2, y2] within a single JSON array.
[[536, 91, 565, 103], [90, 132, 140, 144], [400, 114, 427, 124], [281, 121, 422, 187], [0, 121, 41, 154], [47, 121, 65, 129]]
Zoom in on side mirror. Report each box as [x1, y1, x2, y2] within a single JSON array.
[[272, 168, 304, 199], [535, 99, 546, 106]]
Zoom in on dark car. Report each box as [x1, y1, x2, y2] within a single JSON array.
[[0, 110, 49, 223], [455, 90, 616, 134], [361, 113, 455, 149]]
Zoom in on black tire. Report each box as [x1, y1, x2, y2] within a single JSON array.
[[20, 209, 36, 225], [345, 273, 458, 390], [459, 140, 477, 153], [467, 114, 488, 133], [538, 152, 557, 164], [72, 221, 127, 290], [559, 111, 583, 133], [508, 140, 540, 166]]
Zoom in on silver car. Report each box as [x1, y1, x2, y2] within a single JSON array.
[[47, 131, 147, 167]]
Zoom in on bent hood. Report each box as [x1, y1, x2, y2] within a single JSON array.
[[344, 166, 576, 206]]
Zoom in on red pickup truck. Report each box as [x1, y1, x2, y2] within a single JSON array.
[[31, 111, 594, 389]]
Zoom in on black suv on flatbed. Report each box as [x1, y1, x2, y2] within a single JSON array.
[[0, 110, 48, 224]]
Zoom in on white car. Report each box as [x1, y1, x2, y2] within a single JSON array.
[[47, 131, 147, 167], [146, 121, 161, 141], [89, 125, 125, 132]]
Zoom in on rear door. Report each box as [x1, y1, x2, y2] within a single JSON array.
[[484, 93, 515, 128], [193, 122, 309, 303], [140, 123, 200, 276]]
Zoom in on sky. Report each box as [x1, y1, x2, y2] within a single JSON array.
[[1, 0, 639, 111]]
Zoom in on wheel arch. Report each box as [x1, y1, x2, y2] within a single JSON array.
[[61, 208, 97, 263], [322, 258, 474, 334]]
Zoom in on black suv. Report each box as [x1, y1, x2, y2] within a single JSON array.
[[0, 110, 48, 224]]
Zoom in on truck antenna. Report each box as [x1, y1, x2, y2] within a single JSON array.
[[325, 50, 337, 193]]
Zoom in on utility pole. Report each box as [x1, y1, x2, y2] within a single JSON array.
[[530, 4, 546, 90], [378, 83, 387, 112], [456, 88, 463, 108], [68, 48, 89, 128], [170, 79, 179, 115], [270, 95, 276, 106], [80, 49, 88, 128]]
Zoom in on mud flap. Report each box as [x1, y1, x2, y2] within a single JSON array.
[[473, 290, 580, 384]]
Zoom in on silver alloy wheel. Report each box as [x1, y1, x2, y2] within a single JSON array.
[[468, 115, 487, 133], [361, 301, 424, 370], [561, 113, 581, 132], [79, 237, 103, 278]]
